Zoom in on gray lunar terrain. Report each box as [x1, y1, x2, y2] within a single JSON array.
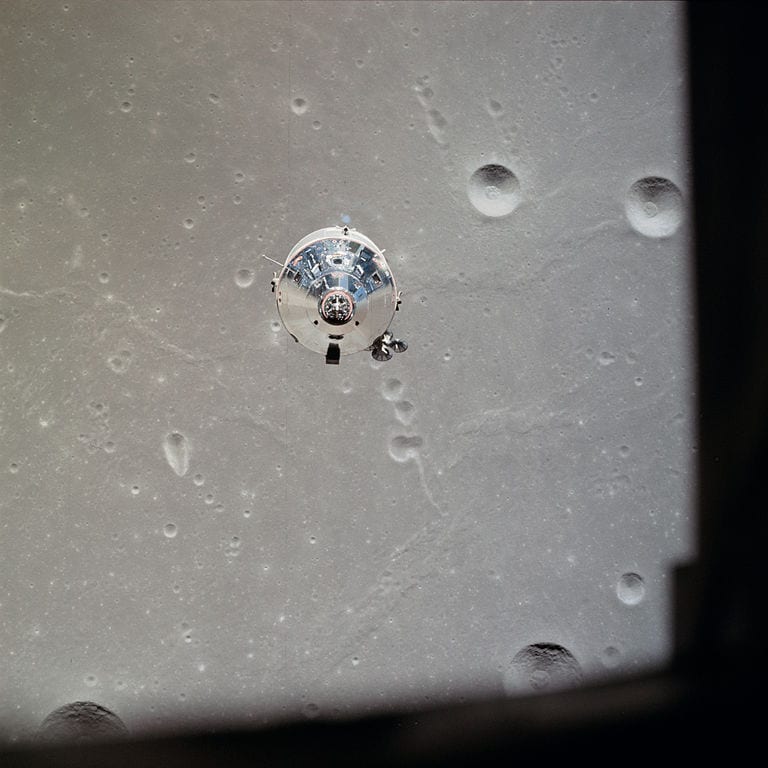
[[0, 0, 694, 742]]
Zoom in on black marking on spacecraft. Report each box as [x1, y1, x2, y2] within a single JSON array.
[[270, 227, 406, 364]]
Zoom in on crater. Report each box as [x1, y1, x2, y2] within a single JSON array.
[[504, 643, 583, 693], [235, 268, 254, 288], [616, 572, 646, 605], [389, 434, 423, 463], [468, 164, 521, 217], [381, 378, 404, 401], [163, 432, 189, 477], [625, 176, 683, 238], [38, 701, 128, 743], [291, 97, 308, 115]]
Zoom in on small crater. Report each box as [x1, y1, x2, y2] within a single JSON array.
[[598, 351, 616, 366], [235, 268, 254, 288], [616, 572, 645, 606], [468, 164, 521, 217], [381, 378, 404, 401], [225, 535, 241, 557], [389, 434, 423, 463], [601, 645, 622, 669], [119, 101, 132, 113], [312, 120, 322, 130], [291, 97, 308, 115], [98, 272, 110, 284], [163, 523, 178, 539], [107, 356, 126, 374], [486, 99, 503, 116], [193, 473, 204, 486], [183, 218, 195, 229], [394, 400, 416, 425], [184, 152, 196, 164], [303, 702, 320, 719], [625, 177, 683, 238], [208, 93, 220, 104], [504, 643, 582, 693], [163, 432, 189, 477], [425, 108, 448, 145], [416, 86, 434, 105]]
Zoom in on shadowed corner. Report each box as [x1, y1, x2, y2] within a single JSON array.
[[675, 0, 768, 727]]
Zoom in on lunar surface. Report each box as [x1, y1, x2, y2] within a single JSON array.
[[0, 1, 693, 741]]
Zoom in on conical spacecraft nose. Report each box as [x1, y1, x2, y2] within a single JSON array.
[[272, 226, 406, 365]]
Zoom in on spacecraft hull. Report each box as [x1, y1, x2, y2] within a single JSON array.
[[275, 227, 399, 359]]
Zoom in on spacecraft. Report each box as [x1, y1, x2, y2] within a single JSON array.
[[269, 227, 407, 365]]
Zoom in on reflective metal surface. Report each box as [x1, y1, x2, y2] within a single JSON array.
[[273, 227, 405, 363]]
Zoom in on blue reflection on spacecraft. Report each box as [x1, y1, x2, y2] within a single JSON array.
[[287, 241, 389, 296]]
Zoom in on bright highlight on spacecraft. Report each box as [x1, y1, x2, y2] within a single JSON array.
[[270, 227, 407, 365]]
